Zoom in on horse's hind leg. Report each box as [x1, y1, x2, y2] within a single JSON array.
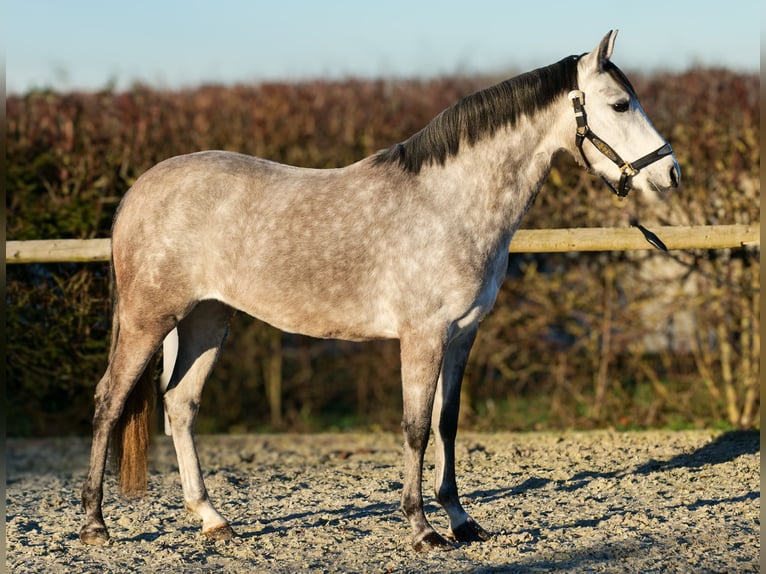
[[163, 300, 235, 539], [431, 327, 490, 543], [81, 318, 170, 545]]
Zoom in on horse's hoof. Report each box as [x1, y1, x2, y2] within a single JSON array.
[[203, 523, 235, 541], [450, 518, 491, 543], [412, 531, 453, 552], [80, 525, 110, 546]]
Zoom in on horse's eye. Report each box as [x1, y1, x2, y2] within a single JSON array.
[[612, 101, 630, 113]]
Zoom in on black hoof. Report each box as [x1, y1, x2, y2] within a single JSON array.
[[412, 531, 453, 552], [80, 524, 110, 546], [451, 518, 491, 543]]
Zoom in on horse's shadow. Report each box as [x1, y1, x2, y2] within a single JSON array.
[[467, 430, 760, 504], [232, 498, 401, 540], [633, 429, 759, 474], [461, 431, 760, 572]]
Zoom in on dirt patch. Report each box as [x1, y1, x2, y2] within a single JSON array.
[[6, 430, 760, 573]]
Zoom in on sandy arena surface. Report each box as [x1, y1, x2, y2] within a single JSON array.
[[5, 430, 760, 573]]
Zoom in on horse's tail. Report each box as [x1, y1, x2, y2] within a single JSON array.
[[108, 269, 157, 497]]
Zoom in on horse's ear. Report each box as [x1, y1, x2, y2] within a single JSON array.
[[580, 30, 619, 74], [597, 30, 618, 70]]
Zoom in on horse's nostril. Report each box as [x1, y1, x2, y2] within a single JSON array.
[[669, 165, 680, 188]]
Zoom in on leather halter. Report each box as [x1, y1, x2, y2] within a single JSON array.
[[568, 89, 673, 198]]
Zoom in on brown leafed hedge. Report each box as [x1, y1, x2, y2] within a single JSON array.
[[6, 68, 759, 435]]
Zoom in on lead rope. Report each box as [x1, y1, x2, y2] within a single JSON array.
[[567, 90, 672, 252], [568, 84, 756, 295]]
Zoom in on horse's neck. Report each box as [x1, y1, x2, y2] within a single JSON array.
[[418, 100, 569, 244]]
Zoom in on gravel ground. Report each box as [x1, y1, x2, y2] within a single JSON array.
[[5, 430, 760, 573]]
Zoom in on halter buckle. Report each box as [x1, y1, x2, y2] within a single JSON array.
[[567, 90, 585, 105]]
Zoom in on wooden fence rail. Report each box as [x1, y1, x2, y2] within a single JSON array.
[[5, 224, 760, 264]]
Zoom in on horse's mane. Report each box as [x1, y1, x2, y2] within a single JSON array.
[[373, 55, 581, 174]]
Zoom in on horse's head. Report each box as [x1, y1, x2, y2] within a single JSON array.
[[570, 30, 680, 197]]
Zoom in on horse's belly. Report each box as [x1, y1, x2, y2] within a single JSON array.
[[210, 284, 399, 342]]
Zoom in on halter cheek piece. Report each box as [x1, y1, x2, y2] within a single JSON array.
[[567, 90, 673, 198]]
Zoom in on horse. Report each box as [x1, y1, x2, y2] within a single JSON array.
[[80, 30, 680, 550]]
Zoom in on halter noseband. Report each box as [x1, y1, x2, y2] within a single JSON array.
[[568, 89, 673, 198]]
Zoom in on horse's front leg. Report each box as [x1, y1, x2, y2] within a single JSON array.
[[399, 330, 450, 550], [432, 327, 490, 543]]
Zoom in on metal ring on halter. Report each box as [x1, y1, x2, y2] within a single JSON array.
[[567, 89, 673, 198]]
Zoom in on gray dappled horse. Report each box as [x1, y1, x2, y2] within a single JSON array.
[[80, 31, 680, 550]]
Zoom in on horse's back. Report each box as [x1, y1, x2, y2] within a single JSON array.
[[114, 150, 353, 256]]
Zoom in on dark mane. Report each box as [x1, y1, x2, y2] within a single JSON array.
[[373, 55, 580, 173]]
